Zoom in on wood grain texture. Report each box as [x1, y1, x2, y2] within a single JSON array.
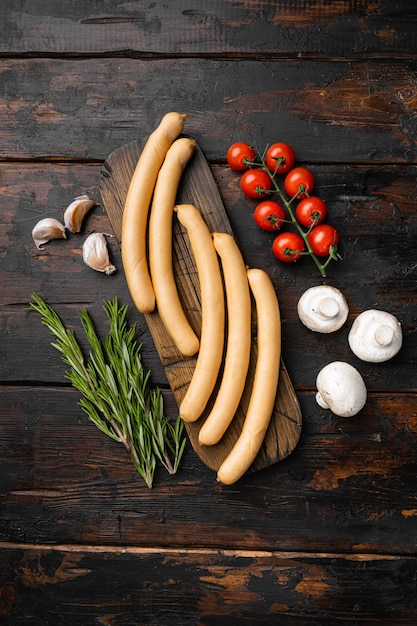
[[1, 545, 416, 624], [2, 2, 417, 622], [0, 58, 417, 163], [2, 0, 417, 57], [2, 387, 417, 554], [100, 137, 302, 473]]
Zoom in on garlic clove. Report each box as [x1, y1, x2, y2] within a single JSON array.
[[82, 232, 116, 275], [64, 195, 97, 233], [32, 217, 66, 250]]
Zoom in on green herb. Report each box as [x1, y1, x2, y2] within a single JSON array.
[[29, 293, 186, 488]]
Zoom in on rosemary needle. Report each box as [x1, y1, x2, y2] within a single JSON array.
[[29, 293, 186, 488]]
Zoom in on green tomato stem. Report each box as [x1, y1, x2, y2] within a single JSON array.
[[256, 157, 334, 278]]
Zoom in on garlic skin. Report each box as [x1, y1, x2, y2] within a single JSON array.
[[32, 217, 66, 250], [82, 233, 116, 275], [64, 195, 97, 233]]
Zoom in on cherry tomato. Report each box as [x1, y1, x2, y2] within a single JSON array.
[[295, 196, 327, 227], [265, 142, 296, 174], [272, 232, 305, 263], [240, 169, 272, 199], [226, 142, 256, 171], [284, 167, 315, 199], [254, 200, 286, 232], [308, 224, 339, 256]]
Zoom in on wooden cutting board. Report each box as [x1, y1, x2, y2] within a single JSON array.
[[100, 136, 302, 476]]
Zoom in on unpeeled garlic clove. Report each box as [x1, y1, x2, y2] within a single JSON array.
[[82, 233, 116, 275], [64, 195, 97, 233], [32, 217, 66, 250]]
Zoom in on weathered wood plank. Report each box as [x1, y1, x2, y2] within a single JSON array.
[[1, 162, 415, 389], [0, 161, 166, 381], [1, 387, 417, 554], [1, 3, 416, 622], [0, 58, 417, 162], [2, 0, 417, 57], [1, 544, 416, 624]]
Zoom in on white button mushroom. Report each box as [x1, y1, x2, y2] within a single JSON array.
[[297, 285, 349, 333], [315, 361, 367, 417], [348, 309, 402, 363]]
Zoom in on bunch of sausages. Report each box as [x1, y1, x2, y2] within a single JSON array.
[[121, 112, 281, 485]]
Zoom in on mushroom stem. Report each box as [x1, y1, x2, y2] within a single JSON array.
[[318, 297, 340, 319], [374, 324, 394, 347]]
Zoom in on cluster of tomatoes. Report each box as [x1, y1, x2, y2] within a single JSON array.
[[226, 141, 340, 275]]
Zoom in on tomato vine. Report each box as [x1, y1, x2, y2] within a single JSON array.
[[226, 141, 342, 277]]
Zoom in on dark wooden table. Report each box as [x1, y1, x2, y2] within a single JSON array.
[[1, 2, 417, 624]]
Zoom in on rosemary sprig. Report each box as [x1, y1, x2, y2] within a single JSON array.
[[28, 293, 186, 488]]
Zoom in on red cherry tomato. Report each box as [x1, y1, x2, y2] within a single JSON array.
[[284, 167, 315, 199], [295, 196, 327, 227], [272, 232, 305, 263], [226, 142, 256, 171], [265, 142, 296, 174], [254, 200, 286, 232], [308, 224, 339, 256], [240, 169, 272, 199]]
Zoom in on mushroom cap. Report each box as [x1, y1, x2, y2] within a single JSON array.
[[315, 361, 367, 417], [348, 309, 402, 363], [297, 285, 349, 333]]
